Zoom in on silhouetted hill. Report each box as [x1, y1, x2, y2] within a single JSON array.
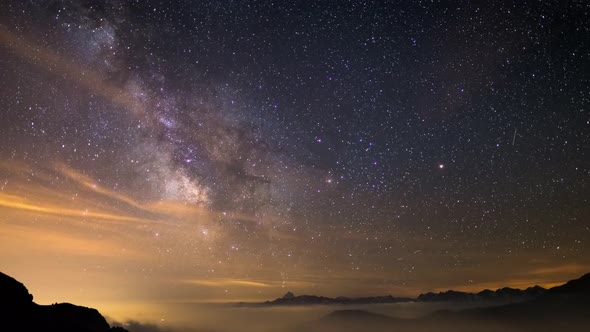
[[425, 273, 590, 331], [540, 272, 590, 299], [301, 273, 590, 332], [0, 272, 129, 332], [458, 272, 590, 316]]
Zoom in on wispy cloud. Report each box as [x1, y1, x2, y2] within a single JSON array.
[[0, 223, 146, 259], [529, 263, 590, 276], [55, 162, 152, 212], [180, 278, 275, 288], [0, 192, 146, 223], [0, 26, 146, 117]]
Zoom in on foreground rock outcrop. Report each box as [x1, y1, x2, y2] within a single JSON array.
[[0, 272, 128, 332]]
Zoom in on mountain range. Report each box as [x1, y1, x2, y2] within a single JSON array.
[[298, 273, 590, 332], [256, 291, 414, 306], [243, 282, 548, 306], [417, 284, 547, 302]]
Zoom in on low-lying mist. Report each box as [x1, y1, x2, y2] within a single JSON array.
[[109, 301, 513, 332]]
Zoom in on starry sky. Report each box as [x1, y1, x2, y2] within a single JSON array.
[[0, 0, 589, 320]]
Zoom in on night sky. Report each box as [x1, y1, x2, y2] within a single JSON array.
[[1, 0, 589, 319]]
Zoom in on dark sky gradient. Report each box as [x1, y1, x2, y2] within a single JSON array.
[[0, 0, 589, 320]]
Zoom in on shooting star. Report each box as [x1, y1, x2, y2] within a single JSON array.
[[512, 128, 517, 146]]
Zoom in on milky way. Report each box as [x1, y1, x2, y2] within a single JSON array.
[[0, 0, 589, 319]]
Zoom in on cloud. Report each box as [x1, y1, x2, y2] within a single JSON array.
[[54, 162, 151, 212], [0, 191, 146, 223], [528, 264, 590, 277], [0, 222, 145, 260], [0, 26, 146, 118], [180, 278, 274, 288], [111, 320, 172, 332]]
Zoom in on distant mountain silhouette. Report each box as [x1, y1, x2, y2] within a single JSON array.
[[299, 273, 590, 332], [0, 272, 128, 332], [238, 291, 413, 306], [418, 285, 546, 302], [249, 282, 546, 307]]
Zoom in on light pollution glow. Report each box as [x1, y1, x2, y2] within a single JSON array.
[[1, 159, 587, 320]]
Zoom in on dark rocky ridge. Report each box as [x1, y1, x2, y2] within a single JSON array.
[[0, 271, 128, 332]]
